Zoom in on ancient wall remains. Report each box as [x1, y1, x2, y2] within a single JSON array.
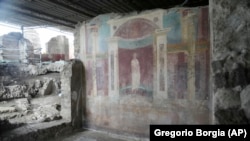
[[0, 60, 84, 140], [210, 0, 250, 124], [75, 6, 211, 136]]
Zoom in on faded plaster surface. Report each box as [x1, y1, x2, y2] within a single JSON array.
[[75, 7, 211, 136], [210, 0, 250, 124]]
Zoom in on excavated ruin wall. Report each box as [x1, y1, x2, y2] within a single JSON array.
[[60, 59, 85, 127], [210, 0, 250, 124], [0, 60, 85, 140]]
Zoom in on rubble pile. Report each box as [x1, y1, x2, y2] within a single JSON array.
[[0, 61, 68, 133]]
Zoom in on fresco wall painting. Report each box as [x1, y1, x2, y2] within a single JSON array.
[[80, 7, 211, 136]]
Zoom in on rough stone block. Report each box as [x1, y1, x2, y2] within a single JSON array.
[[6, 85, 27, 98], [240, 85, 250, 120], [0, 107, 16, 114], [215, 108, 249, 124], [0, 83, 6, 98], [214, 73, 226, 88], [46, 61, 67, 72], [212, 60, 223, 73], [231, 66, 247, 87], [39, 79, 54, 96], [14, 98, 30, 111], [214, 88, 240, 109], [30, 105, 62, 123]]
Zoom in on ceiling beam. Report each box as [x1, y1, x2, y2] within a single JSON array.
[[146, 0, 158, 8], [109, 0, 133, 12], [48, 0, 96, 17], [97, 0, 125, 13], [126, 0, 143, 11], [79, 0, 110, 14], [65, 0, 106, 15]]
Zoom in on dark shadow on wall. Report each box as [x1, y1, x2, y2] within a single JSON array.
[[0, 119, 25, 134], [70, 59, 86, 129]]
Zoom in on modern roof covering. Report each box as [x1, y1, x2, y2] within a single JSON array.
[[0, 0, 208, 32]]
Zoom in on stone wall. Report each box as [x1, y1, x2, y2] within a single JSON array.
[[0, 62, 64, 127], [0, 60, 84, 136], [0, 120, 73, 141], [75, 7, 211, 137], [60, 59, 85, 128], [210, 0, 250, 124], [71, 60, 85, 128]]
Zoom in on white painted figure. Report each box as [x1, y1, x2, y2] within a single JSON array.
[[131, 53, 140, 92]]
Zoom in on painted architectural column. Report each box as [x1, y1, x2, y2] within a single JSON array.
[[184, 12, 196, 100], [107, 37, 119, 96], [154, 28, 171, 100], [79, 22, 86, 62], [89, 26, 99, 96]]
